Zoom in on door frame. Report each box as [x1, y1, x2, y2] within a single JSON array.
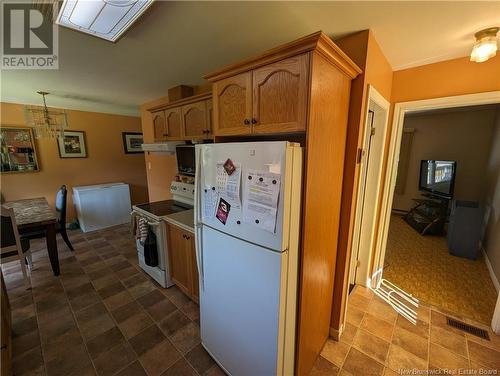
[[377, 90, 500, 332], [349, 85, 390, 288]]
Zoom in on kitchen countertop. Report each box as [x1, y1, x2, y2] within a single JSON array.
[[162, 209, 195, 234]]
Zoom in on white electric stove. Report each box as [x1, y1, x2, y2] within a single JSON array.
[[132, 181, 194, 287]]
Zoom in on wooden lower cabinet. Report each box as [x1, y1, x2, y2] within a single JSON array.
[[166, 224, 199, 301]]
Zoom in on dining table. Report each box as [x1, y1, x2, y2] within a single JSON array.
[[2, 197, 60, 276]]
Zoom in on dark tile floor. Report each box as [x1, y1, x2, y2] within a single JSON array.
[[2, 224, 224, 376]]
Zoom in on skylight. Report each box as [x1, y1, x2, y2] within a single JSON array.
[[56, 0, 154, 42]]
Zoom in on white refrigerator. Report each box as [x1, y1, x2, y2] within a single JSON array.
[[194, 141, 302, 376]]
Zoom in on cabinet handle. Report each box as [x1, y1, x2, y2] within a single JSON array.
[[251, 118, 258, 124], [243, 119, 250, 125]]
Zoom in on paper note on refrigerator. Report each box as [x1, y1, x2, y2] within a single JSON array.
[[216, 161, 242, 209], [203, 188, 218, 220], [242, 169, 281, 233]]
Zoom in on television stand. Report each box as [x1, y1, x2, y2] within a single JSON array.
[[404, 194, 450, 236]]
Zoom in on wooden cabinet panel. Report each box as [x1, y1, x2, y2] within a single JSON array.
[[167, 225, 190, 294], [252, 54, 309, 134], [152, 111, 166, 142], [213, 72, 252, 136], [188, 236, 199, 300], [165, 107, 183, 140], [182, 102, 207, 139], [205, 99, 213, 138], [166, 224, 199, 301]]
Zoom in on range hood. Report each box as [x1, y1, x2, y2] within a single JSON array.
[[141, 142, 184, 154]]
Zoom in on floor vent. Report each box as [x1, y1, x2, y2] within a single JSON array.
[[446, 317, 490, 340]]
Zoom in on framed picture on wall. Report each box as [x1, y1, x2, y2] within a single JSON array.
[[0, 126, 39, 173], [122, 132, 143, 154], [58, 131, 87, 158]]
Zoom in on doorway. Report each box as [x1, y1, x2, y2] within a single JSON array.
[[349, 85, 390, 289], [375, 91, 500, 332]]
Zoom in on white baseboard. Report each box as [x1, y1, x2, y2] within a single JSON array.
[[482, 248, 500, 293]]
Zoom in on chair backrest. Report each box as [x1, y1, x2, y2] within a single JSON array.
[[55, 185, 67, 225], [1, 206, 21, 252]]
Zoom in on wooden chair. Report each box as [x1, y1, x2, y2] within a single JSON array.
[[21, 185, 74, 251], [1, 207, 32, 287]]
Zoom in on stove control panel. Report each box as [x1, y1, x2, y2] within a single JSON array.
[[170, 181, 195, 203]]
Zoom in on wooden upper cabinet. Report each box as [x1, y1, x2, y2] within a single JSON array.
[[252, 54, 309, 134], [152, 111, 167, 141], [182, 101, 207, 139], [148, 93, 212, 141], [213, 72, 252, 136], [205, 99, 213, 137], [164, 107, 183, 140]]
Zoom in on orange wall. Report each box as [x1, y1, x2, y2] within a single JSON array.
[[1, 102, 148, 221], [332, 41, 500, 334], [140, 95, 177, 202], [391, 54, 500, 103], [140, 86, 210, 202], [365, 32, 393, 101], [331, 30, 393, 332]]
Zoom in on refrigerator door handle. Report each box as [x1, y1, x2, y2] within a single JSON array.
[[195, 223, 204, 290], [194, 146, 204, 291]]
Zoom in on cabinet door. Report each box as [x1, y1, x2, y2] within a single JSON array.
[[205, 99, 213, 138], [165, 107, 183, 140], [167, 225, 190, 294], [213, 72, 252, 136], [152, 111, 167, 141], [252, 54, 309, 134], [186, 234, 199, 300], [182, 101, 207, 139]]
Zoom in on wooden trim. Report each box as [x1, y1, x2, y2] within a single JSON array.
[[203, 31, 361, 82], [147, 92, 212, 112], [296, 51, 353, 376], [328, 325, 342, 341]]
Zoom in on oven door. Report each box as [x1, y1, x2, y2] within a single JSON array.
[[134, 212, 172, 288]]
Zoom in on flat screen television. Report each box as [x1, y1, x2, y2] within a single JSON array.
[[419, 160, 456, 199], [176, 145, 195, 176]]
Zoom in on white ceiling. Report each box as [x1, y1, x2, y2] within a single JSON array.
[[2, 1, 499, 117]]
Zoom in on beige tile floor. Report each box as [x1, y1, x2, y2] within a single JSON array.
[[311, 285, 500, 376], [5, 223, 499, 376], [383, 215, 497, 325], [2, 224, 224, 376]]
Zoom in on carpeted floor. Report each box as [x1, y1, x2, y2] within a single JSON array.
[[383, 214, 497, 325]]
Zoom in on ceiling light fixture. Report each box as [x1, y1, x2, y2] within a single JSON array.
[[56, 0, 154, 42], [470, 27, 499, 63], [25, 92, 68, 139]]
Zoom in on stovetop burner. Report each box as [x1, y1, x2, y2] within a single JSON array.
[[134, 200, 192, 217]]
